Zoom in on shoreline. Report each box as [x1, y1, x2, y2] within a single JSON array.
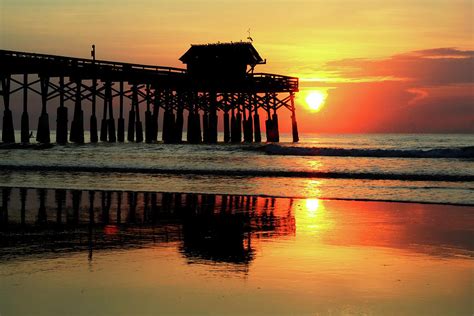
[[1, 184, 473, 207]]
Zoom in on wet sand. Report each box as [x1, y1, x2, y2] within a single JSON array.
[[0, 187, 472, 315]]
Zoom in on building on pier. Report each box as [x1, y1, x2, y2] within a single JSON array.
[[0, 42, 299, 145]]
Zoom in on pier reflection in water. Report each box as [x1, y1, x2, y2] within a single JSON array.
[[0, 187, 294, 265], [0, 187, 472, 315]]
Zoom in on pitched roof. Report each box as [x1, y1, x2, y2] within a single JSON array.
[[179, 42, 264, 65]]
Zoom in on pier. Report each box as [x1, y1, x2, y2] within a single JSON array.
[[0, 42, 299, 145]]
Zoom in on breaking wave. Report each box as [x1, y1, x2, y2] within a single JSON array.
[[255, 144, 474, 159], [0, 164, 473, 182]]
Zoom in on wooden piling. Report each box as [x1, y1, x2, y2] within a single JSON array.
[[175, 108, 184, 143], [127, 85, 136, 142], [208, 93, 218, 143], [223, 111, 230, 143], [90, 78, 98, 143], [290, 93, 299, 143], [152, 89, 160, 142], [117, 81, 125, 142], [145, 84, 153, 143], [1, 76, 15, 143], [135, 86, 143, 143], [21, 74, 29, 143], [36, 76, 50, 144], [100, 82, 108, 142], [56, 76, 68, 144], [254, 107, 261, 143], [70, 80, 84, 143], [236, 110, 242, 143], [202, 111, 209, 143], [107, 82, 116, 142], [272, 113, 280, 142]]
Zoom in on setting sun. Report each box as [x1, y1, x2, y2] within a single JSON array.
[[305, 91, 326, 112]]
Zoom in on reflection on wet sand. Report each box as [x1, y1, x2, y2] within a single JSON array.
[[0, 187, 295, 265], [1, 186, 473, 315]]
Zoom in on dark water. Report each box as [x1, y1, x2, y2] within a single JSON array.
[[1, 187, 473, 315]]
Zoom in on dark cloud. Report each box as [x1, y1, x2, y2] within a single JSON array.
[[324, 47, 474, 86]]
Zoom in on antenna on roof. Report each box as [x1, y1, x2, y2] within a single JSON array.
[[247, 28, 253, 42]]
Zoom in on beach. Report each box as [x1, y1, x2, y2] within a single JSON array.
[[0, 187, 472, 315], [0, 133, 473, 315]]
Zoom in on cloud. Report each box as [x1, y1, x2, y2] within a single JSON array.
[[323, 47, 474, 86]]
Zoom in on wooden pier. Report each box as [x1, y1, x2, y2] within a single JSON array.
[[0, 42, 299, 145]]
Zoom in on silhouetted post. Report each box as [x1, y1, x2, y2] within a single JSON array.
[[247, 109, 254, 143], [242, 104, 248, 142], [36, 76, 51, 144], [56, 76, 68, 144], [20, 188, 27, 226], [117, 81, 125, 142], [90, 78, 99, 143], [145, 84, 153, 143], [70, 80, 84, 143], [195, 109, 202, 143], [290, 92, 299, 142], [100, 82, 109, 142], [175, 107, 184, 143], [202, 110, 209, 143], [127, 85, 136, 142], [37, 189, 47, 225], [152, 89, 160, 142], [135, 86, 144, 143], [186, 106, 194, 143], [236, 109, 242, 143], [107, 82, 116, 142], [254, 100, 261, 143], [243, 97, 253, 142], [272, 113, 279, 142], [223, 96, 230, 144], [272, 94, 280, 142], [208, 92, 218, 143], [265, 94, 274, 142], [21, 74, 30, 143], [1, 76, 15, 143], [230, 106, 237, 143]]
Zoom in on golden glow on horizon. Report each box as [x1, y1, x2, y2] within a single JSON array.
[[305, 91, 327, 112]]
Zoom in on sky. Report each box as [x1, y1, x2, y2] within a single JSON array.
[[1, 0, 473, 133]]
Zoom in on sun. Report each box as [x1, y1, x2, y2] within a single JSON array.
[[305, 91, 326, 111]]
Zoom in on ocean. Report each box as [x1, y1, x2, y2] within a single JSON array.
[[1, 132, 473, 204], [1, 132, 473, 315]]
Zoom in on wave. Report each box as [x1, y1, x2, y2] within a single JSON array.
[[1, 164, 473, 182], [255, 144, 474, 159]]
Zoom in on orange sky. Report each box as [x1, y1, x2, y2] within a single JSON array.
[[1, 0, 473, 133]]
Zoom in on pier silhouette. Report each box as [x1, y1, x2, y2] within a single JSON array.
[[0, 42, 299, 145]]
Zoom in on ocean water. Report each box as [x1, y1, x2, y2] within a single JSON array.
[[0, 132, 473, 205]]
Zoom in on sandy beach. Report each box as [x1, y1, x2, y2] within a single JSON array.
[[1, 187, 472, 315]]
